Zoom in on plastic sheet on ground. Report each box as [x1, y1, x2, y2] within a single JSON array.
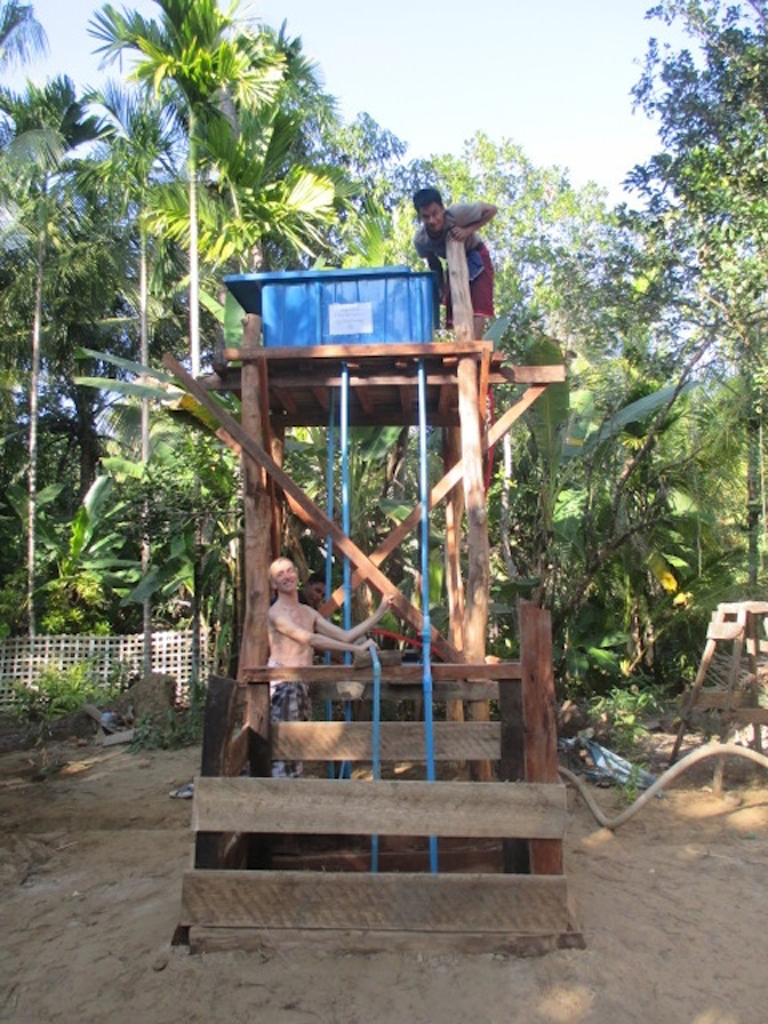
[[559, 735, 656, 790]]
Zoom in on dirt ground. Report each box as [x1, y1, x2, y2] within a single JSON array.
[[1, 731, 768, 1024]]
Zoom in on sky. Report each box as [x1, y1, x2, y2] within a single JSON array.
[[7, 0, 693, 205]]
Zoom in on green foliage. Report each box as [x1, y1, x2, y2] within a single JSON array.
[[589, 684, 665, 754], [11, 662, 114, 723], [130, 706, 203, 750]]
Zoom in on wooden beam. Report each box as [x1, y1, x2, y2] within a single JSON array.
[[271, 720, 500, 761], [520, 602, 562, 875], [272, 386, 298, 414], [224, 341, 494, 362], [239, 661, 522, 682], [443, 426, 465, 737], [356, 384, 374, 415], [193, 777, 568, 839], [311, 385, 329, 410], [187, 922, 583, 956], [320, 385, 547, 616], [498, 365, 567, 383], [181, 871, 570, 934], [238, 347, 272, 784], [162, 354, 462, 662], [310, 681, 502, 703]]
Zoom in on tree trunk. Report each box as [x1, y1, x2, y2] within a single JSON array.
[[188, 120, 200, 377], [140, 228, 152, 677], [27, 227, 45, 641]]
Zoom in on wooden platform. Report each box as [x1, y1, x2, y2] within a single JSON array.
[[206, 341, 565, 427]]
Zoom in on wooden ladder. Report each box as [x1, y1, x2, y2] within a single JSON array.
[[671, 602, 768, 783]]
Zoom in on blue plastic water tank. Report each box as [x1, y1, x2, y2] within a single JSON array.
[[224, 267, 434, 347]]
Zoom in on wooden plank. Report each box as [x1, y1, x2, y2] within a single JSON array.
[[186, 911, 581, 953], [267, 373, 457, 389], [181, 870, 570, 934], [163, 353, 461, 664], [271, 720, 501, 761], [706, 622, 745, 641], [270, 840, 503, 874], [224, 341, 494, 362], [199, 675, 239, 776], [187, 924, 584, 956], [312, 681, 501, 702], [733, 708, 768, 725], [520, 602, 562, 875], [239, 662, 522, 683], [225, 724, 251, 777], [497, 365, 567, 383], [193, 777, 567, 839]]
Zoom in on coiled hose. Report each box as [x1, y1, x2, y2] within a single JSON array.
[[559, 741, 768, 831]]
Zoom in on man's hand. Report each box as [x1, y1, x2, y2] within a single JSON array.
[[449, 225, 472, 243], [356, 636, 380, 652]]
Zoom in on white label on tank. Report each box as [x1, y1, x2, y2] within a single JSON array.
[[328, 302, 373, 335]]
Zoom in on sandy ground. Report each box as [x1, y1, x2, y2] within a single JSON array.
[[1, 734, 768, 1024]]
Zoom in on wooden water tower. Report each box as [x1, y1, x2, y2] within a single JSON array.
[[167, 245, 583, 955]]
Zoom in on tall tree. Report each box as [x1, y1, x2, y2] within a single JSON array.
[[631, 0, 768, 588], [89, 82, 179, 670], [90, 0, 286, 377], [0, 76, 101, 635]]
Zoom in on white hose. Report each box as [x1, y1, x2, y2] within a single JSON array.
[[559, 741, 768, 831]]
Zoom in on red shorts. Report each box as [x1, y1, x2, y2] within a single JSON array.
[[445, 242, 495, 327]]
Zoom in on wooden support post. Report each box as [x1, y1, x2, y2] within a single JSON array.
[[269, 422, 285, 560], [195, 675, 242, 870], [448, 236, 492, 781], [443, 427, 465, 731], [237, 318, 272, 782], [499, 677, 529, 874], [520, 602, 562, 875]]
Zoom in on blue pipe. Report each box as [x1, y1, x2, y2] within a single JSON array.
[[370, 646, 381, 872], [339, 362, 352, 780], [417, 360, 438, 872]]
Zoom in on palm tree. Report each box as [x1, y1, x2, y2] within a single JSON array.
[[89, 0, 285, 377], [0, 76, 101, 636], [87, 82, 179, 671], [0, 1, 46, 69]]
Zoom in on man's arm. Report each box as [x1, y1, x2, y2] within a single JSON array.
[[314, 596, 394, 644], [449, 202, 497, 244], [269, 608, 381, 655]]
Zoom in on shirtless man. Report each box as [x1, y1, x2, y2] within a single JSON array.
[[267, 557, 393, 777]]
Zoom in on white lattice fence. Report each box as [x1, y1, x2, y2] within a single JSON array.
[[0, 629, 211, 708]]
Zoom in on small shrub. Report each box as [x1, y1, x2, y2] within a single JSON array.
[[130, 707, 203, 751], [589, 684, 665, 754], [12, 662, 112, 724]]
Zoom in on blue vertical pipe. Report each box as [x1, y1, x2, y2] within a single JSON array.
[[370, 646, 381, 872], [417, 360, 438, 872], [339, 362, 352, 780]]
